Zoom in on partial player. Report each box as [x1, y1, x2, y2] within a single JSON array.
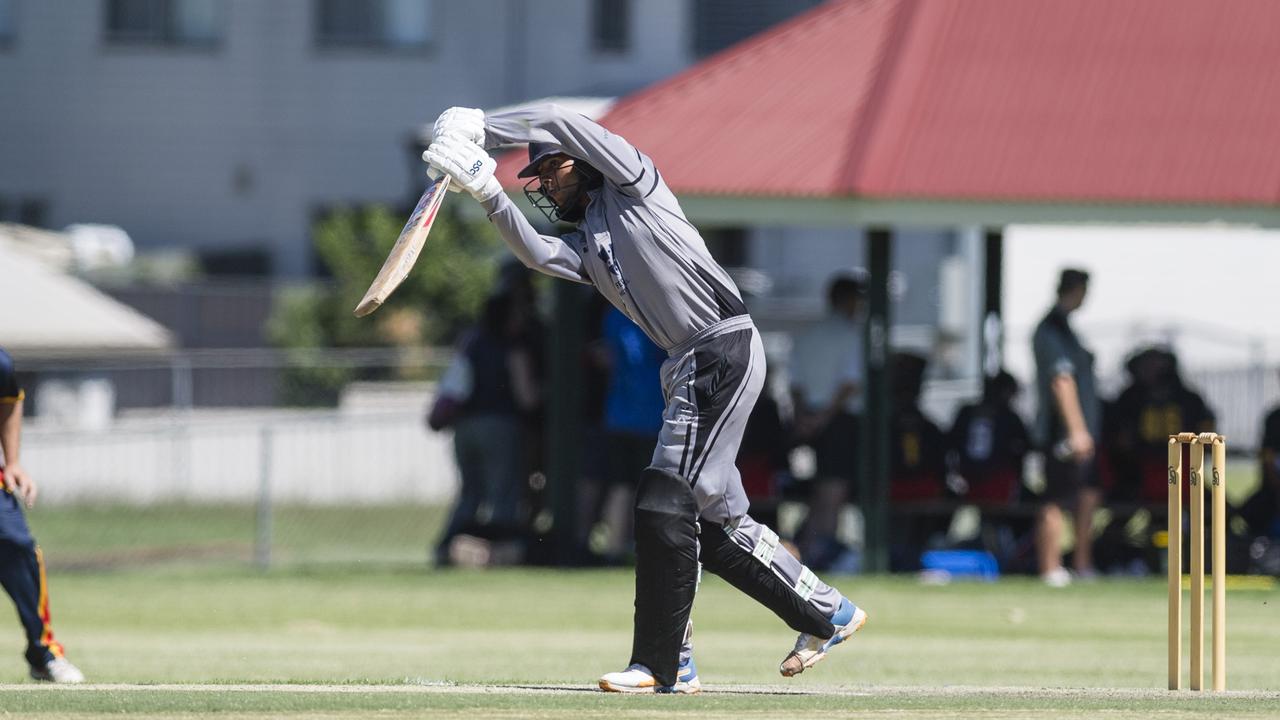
[[0, 347, 85, 683], [422, 105, 868, 692]]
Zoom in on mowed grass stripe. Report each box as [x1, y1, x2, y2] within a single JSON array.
[[1, 684, 1279, 718], [7, 570, 1278, 688]]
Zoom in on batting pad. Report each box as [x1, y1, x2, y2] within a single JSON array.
[[698, 519, 835, 639], [629, 467, 699, 688]]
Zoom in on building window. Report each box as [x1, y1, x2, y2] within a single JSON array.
[[17, 198, 48, 228], [315, 0, 433, 50], [691, 0, 820, 57], [0, 196, 47, 227], [592, 0, 629, 53], [104, 0, 222, 46], [702, 227, 748, 267], [0, 0, 16, 47]]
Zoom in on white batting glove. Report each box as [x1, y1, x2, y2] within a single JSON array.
[[432, 107, 485, 145], [422, 132, 502, 203], [426, 166, 463, 192]]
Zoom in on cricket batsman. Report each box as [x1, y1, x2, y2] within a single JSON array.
[[0, 347, 84, 683], [423, 105, 867, 693]]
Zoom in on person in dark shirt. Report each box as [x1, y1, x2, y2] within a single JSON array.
[[1105, 347, 1215, 504], [431, 292, 540, 566], [0, 348, 85, 682], [1243, 385, 1280, 542], [889, 353, 947, 503], [887, 353, 948, 570], [1031, 269, 1101, 586], [945, 371, 1035, 572], [737, 367, 792, 532], [947, 371, 1031, 507], [582, 305, 667, 563]]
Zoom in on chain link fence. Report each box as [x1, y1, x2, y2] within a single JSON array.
[[16, 341, 1276, 571], [20, 349, 458, 570]]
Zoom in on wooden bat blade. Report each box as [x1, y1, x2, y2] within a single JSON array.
[[353, 175, 451, 318]]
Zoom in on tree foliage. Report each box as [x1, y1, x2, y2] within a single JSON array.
[[268, 203, 504, 404]]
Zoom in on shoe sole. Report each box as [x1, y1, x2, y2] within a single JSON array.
[[780, 608, 868, 677], [598, 678, 701, 694]]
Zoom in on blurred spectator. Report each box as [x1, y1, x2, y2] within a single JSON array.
[[946, 370, 1035, 572], [1097, 346, 1217, 575], [888, 353, 947, 502], [581, 306, 666, 564], [1104, 347, 1215, 505], [1032, 268, 1101, 586], [429, 290, 541, 567], [887, 352, 948, 570], [1241, 379, 1280, 572], [736, 367, 792, 531], [947, 370, 1031, 506], [497, 261, 549, 518], [572, 293, 614, 564], [789, 273, 866, 567]]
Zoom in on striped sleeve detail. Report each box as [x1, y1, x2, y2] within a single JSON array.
[[794, 567, 820, 601], [751, 527, 780, 566], [0, 389, 25, 404], [618, 148, 646, 188], [642, 169, 661, 198]]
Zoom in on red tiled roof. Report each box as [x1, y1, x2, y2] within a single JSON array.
[[499, 0, 1280, 205]]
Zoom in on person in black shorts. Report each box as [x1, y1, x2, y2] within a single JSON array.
[[1032, 269, 1102, 586]]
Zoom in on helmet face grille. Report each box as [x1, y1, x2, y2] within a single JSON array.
[[523, 176, 565, 223], [522, 172, 589, 224]]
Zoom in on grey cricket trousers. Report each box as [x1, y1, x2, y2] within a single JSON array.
[[648, 318, 844, 663]]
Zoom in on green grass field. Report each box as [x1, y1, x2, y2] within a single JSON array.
[[0, 505, 1276, 718]]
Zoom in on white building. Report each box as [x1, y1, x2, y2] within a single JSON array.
[[0, 0, 820, 277]]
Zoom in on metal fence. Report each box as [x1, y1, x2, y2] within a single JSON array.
[[19, 349, 458, 569], [24, 407, 454, 505], [18, 347, 447, 418], [15, 346, 1276, 570]]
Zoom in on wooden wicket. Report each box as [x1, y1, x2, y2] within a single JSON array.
[[1166, 437, 1181, 690], [1167, 432, 1226, 692]]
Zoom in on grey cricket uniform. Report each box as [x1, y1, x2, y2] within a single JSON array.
[[479, 105, 842, 622]]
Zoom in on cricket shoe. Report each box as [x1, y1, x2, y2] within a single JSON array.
[[779, 597, 867, 677], [30, 657, 85, 684], [598, 657, 701, 694]]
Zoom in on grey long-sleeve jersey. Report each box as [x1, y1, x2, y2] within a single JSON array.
[[479, 104, 748, 354]]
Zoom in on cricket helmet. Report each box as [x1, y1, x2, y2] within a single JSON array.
[[520, 142, 603, 224]]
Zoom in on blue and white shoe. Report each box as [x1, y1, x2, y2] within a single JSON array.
[[598, 657, 701, 694], [779, 597, 867, 677]]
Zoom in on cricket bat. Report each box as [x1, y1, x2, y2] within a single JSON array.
[[353, 174, 451, 317]]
